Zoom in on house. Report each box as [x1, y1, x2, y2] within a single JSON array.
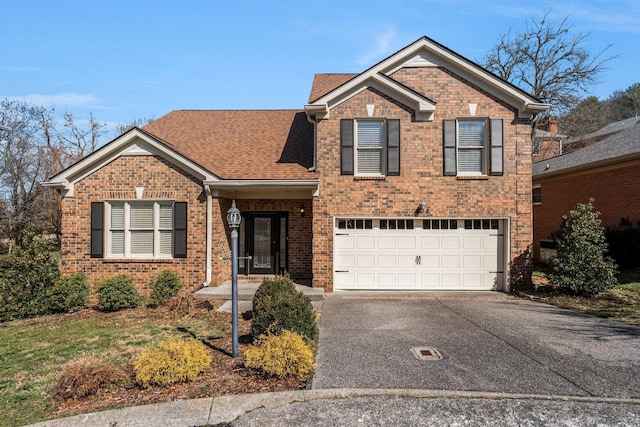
[[532, 117, 640, 260], [43, 36, 549, 293]]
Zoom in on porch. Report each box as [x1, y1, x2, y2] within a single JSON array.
[[195, 278, 325, 313]]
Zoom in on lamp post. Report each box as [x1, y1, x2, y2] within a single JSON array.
[[226, 200, 241, 358]]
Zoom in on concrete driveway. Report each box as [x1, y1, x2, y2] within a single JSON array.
[[312, 292, 640, 398]]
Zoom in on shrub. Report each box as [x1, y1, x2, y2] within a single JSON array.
[[54, 357, 129, 400], [548, 200, 618, 297], [251, 276, 317, 341], [134, 337, 212, 388], [245, 330, 315, 378], [48, 273, 90, 313], [147, 270, 184, 308], [96, 274, 142, 312], [605, 218, 640, 270], [0, 227, 60, 321]]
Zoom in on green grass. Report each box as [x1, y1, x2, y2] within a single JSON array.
[[537, 271, 640, 327], [0, 308, 224, 427]]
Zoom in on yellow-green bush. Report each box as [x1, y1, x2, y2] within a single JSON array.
[[134, 337, 212, 387], [244, 330, 315, 378]]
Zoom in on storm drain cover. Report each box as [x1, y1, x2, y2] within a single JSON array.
[[411, 347, 443, 361]]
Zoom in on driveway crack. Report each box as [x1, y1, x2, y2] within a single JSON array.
[[436, 298, 595, 397]]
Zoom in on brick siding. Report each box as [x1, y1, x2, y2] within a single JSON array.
[[312, 66, 534, 291], [533, 161, 640, 259]]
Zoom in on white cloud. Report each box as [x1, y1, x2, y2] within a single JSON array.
[[356, 27, 398, 67], [5, 93, 106, 109]]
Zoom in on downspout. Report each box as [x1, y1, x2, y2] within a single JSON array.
[[201, 185, 213, 288], [307, 113, 317, 172]]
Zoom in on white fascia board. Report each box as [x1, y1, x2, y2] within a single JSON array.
[[307, 74, 435, 121], [308, 37, 550, 119], [43, 128, 217, 193], [388, 40, 549, 117]]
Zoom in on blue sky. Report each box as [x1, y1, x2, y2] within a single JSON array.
[[1, 0, 638, 135]]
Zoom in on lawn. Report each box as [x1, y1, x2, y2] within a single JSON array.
[[0, 299, 306, 427], [529, 270, 640, 326]]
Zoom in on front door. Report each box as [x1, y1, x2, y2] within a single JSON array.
[[243, 213, 287, 275]]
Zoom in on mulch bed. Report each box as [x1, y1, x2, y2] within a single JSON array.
[[50, 301, 308, 420]]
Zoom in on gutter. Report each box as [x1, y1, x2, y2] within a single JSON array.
[[201, 185, 213, 288], [306, 113, 318, 172]]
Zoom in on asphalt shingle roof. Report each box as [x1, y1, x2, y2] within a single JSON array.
[[142, 110, 315, 180], [533, 119, 640, 177], [308, 74, 357, 103]]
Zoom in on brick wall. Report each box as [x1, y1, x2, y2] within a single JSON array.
[[533, 161, 640, 259], [312, 66, 534, 291], [61, 155, 208, 295]]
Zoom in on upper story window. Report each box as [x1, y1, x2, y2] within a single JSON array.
[[458, 120, 487, 174], [341, 118, 400, 177], [356, 120, 385, 175], [444, 118, 503, 177], [532, 185, 542, 204]]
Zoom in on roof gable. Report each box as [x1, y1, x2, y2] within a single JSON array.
[[42, 128, 217, 196], [306, 36, 549, 121]]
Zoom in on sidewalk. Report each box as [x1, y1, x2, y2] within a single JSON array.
[[29, 389, 640, 426]]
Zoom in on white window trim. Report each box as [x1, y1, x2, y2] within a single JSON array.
[[105, 200, 174, 259], [354, 118, 387, 177], [457, 118, 489, 176]]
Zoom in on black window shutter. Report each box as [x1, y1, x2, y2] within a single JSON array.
[[490, 118, 504, 176], [174, 202, 188, 258], [443, 120, 457, 176], [90, 202, 104, 258], [340, 119, 354, 175], [387, 119, 400, 176]]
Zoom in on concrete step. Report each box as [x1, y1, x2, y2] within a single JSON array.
[[194, 280, 325, 302]]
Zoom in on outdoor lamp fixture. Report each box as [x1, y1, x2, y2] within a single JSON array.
[[226, 200, 241, 358], [300, 204, 305, 217], [415, 201, 427, 215]]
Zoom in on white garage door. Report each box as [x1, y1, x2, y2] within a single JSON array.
[[334, 218, 505, 291]]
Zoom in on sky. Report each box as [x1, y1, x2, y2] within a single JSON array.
[[1, 0, 639, 137]]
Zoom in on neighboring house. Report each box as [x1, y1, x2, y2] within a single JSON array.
[[532, 118, 640, 260], [532, 127, 565, 162], [43, 36, 548, 293]]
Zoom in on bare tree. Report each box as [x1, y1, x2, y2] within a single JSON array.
[[0, 100, 56, 249], [558, 96, 606, 137], [482, 11, 616, 124], [0, 101, 111, 249], [115, 116, 154, 135]]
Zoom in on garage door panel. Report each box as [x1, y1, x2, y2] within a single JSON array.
[[334, 218, 504, 291], [422, 255, 439, 268], [357, 235, 375, 249], [463, 236, 482, 249], [421, 236, 439, 249], [357, 254, 376, 268], [398, 273, 418, 287], [442, 255, 460, 268], [335, 235, 355, 249], [379, 236, 397, 249], [378, 255, 396, 268], [335, 254, 355, 269], [463, 255, 482, 268], [398, 255, 417, 268], [398, 236, 417, 249], [442, 236, 459, 249]]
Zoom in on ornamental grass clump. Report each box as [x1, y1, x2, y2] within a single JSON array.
[[54, 357, 129, 400], [134, 337, 211, 388], [244, 330, 315, 378]]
